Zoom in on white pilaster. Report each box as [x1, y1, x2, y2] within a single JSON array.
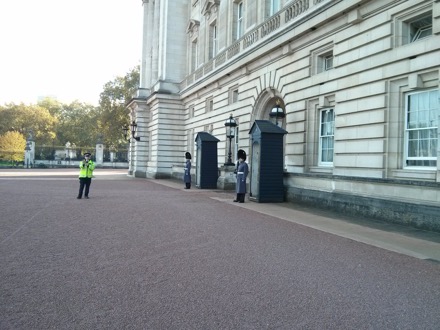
[[131, 101, 149, 178], [139, 0, 152, 97]]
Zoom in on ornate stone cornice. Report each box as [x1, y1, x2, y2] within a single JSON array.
[[202, 0, 220, 18], [186, 19, 200, 37]]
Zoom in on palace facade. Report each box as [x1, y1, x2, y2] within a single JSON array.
[[127, 0, 440, 231]]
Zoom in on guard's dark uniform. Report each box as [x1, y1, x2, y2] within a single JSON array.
[[184, 152, 191, 189], [234, 150, 249, 203]]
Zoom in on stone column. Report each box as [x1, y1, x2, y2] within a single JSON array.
[[128, 141, 134, 175], [151, 0, 160, 85], [26, 131, 35, 167], [131, 101, 149, 178], [139, 0, 152, 97]]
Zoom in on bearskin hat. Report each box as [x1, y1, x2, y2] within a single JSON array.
[[185, 152, 192, 160], [237, 149, 246, 161]]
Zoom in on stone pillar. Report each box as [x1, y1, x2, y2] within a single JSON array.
[[151, 0, 160, 84], [95, 144, 104, 165], [24, 143, 31, 168], [26, 131, 35, 167], [217, 165, 237, 190], [128, 141, 134, 175], [130, 101, 149, 178], [139, 0, 152, 97]]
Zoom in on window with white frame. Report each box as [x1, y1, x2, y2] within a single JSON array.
[[405, 90, 439, 167], [312, 45, 334, 75], [206, 97, 214, 113], [236, 2, 244, 40], [270, 0, 281, 16], [188, 105, 194, 119], [209, 23, 218, 59], [407, 14, 432, 43], [233, 126, 239, 161], [323, 54, 333, 71], [396, 8, 433, 46], [317, 51, 334, 73], [229, 87, 239, 104], [191, 39, 198, 72], [235, 126, 239, 145], [319, 108, 335, 165]]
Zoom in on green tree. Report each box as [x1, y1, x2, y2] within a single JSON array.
[[37, 97, 64, 117], [98, 66, 140, 147], [55, 101, 99, 147], [0, 131, 26, 162], [0, 66, 139, 152], [0, 103, 57, 144]]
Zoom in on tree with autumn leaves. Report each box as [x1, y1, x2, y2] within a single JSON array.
[[0, 131, 26, 162], [0, 66, 139, 160]]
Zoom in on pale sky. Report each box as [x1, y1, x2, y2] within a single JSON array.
[[0, 0, 143, 106]]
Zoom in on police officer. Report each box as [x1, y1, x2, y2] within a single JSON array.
[[184, 152, 192, 189], [77, 152, 96, 199], [234, 149, 249, 203]]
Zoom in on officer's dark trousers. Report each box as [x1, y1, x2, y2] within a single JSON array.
[[78, 178, 92, 198]]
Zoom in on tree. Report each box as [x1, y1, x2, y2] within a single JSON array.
[[37, 97, 64, 117], [0, 66, 139, 151], [0, 131, 26, 162], [55, 101, 99, 147], [98, 66, 140, 147], [0, 103, 57, 144]]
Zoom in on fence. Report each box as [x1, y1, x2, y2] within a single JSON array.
[[0, 146, 129, 168]]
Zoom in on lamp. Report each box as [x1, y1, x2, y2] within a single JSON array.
[[269, 99, 286, 126], [123, 120, 141, 141], [224, 114, 237, 165]]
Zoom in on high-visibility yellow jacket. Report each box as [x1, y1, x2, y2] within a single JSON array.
[[79, 160, 95, 178]]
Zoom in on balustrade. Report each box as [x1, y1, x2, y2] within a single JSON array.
[[181, 0, 328, 89]]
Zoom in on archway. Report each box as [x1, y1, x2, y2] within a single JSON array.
[[251, 87, 286, 129]]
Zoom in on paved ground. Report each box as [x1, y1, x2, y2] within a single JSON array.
[[1, 169, 439, 329]]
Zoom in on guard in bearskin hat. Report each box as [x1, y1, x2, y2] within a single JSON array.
[[184, 152, 192, 189], [234, 149, 249, 203]]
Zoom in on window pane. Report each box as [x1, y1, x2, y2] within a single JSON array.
[[320, 109, 334, 164], [325, 56, 333, 70], [410, 15, 432, 42], [271, 0, 280, 15], [408, 139, 418, 157], [406, 90, 439, 166]]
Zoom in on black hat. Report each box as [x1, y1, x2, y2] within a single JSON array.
[[237, 149, 246, 161], [185, 152, 192, 160], [84, 152, 91, 157]]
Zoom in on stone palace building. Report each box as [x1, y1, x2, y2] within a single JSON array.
[[127, 0, 440, 230]]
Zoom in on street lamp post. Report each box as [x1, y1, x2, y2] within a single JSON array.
[[269, 99, 286, 126], [224, 114, 237, 165]]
